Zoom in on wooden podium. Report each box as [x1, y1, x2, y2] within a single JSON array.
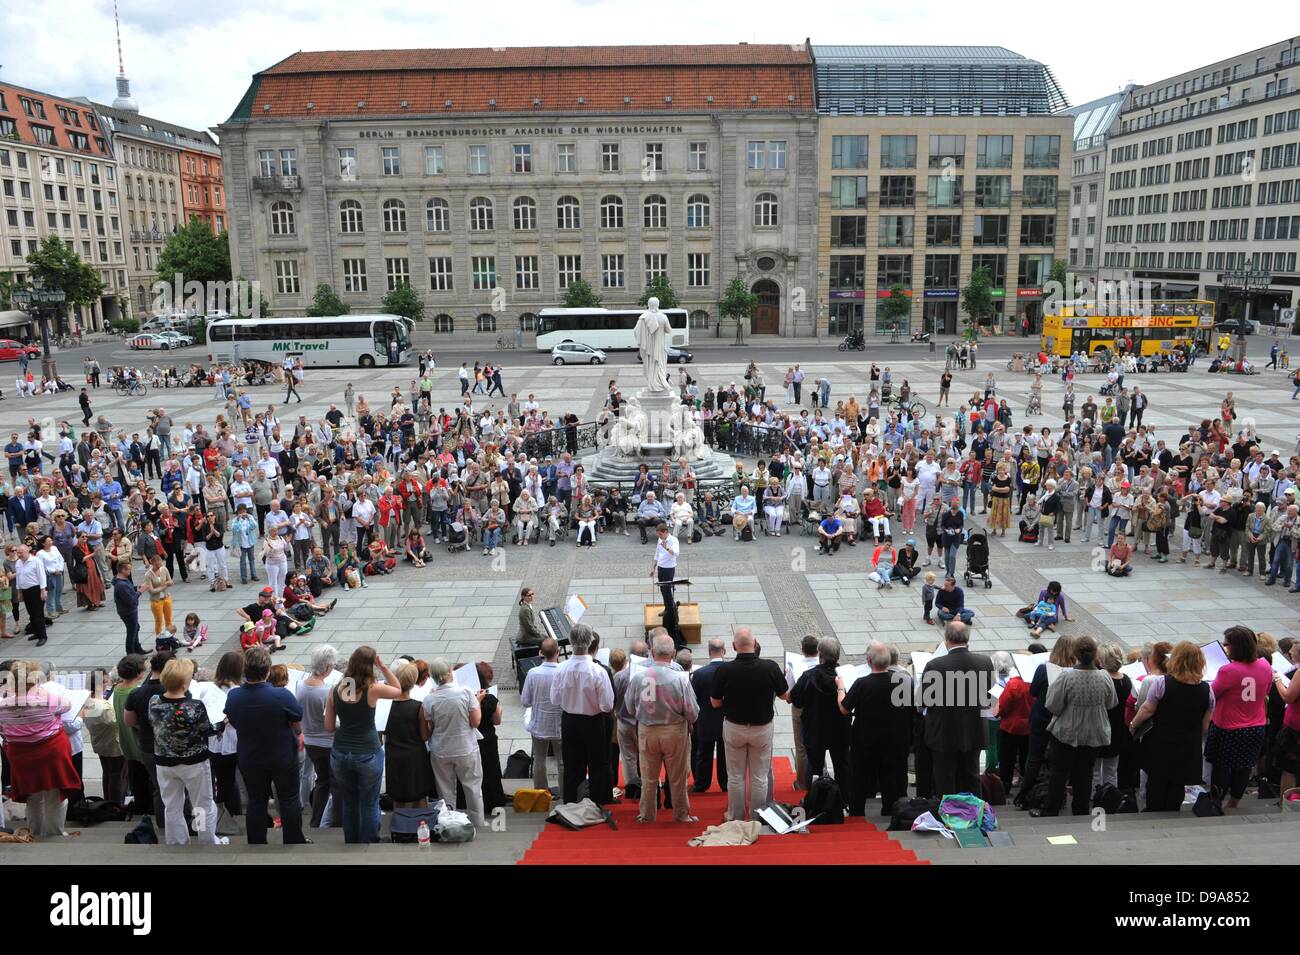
[[644, 602, 702, 645]]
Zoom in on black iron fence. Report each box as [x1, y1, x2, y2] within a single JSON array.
[[704, 418, 799, 458], [519, 420, 600, 461]]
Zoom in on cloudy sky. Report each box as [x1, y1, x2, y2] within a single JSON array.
[[0, 0, 1282, 132]]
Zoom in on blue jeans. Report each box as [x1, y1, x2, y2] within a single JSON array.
[[331, 749, 384, 844], [159, 434, 172, 460], [484, 527, 502, 550], [1081, 506, 1103, 541], [1106, 515, 1128, 547], [942, 540, 962, 578], [938, 607, 975, 624], [1292, 386, 1300, 399], [962, 482, 978, 513], [1266, 544, 1293, 584], [1026, 610, 1057, 630], [45, 571, 64, 614], [238, 546, 257, 583]]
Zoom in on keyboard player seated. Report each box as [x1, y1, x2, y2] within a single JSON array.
[[516, 585, 547, 647]]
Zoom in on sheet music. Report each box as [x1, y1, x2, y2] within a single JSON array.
[[188, 681, 227, 725], [1120, 660, 1147, 684], [453, 662, 481, 693], [564, 594, 587, 624], [1200, 641, 1230, 684], [1014, 652, 1050, 684], [595, 647, 611, 666], [53, 672, 88, 692]]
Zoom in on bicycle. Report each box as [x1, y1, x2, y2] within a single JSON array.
[[495, 335, 518, 350], [887, 395, 927, 420], [113, 378, 148, 397]]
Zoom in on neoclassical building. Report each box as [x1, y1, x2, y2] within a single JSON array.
[[218, 44, 820, 341]]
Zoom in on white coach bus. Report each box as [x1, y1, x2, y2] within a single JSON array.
[[207, 314, 414, 367], [534, 307, 689, 352]]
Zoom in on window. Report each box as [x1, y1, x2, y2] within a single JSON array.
[[601, 143, 620, 172], [556, 143, 576, 173], [269, 201, 295, 236], [747, 141, 766, 169], [928, 135, 965, 168], [279, 149, 297, 176], [433, 314, 454, 334], [831, 175, 868, 208], [342, 258, 367, 293], [600, 195, 624, 229], [977, 135, 1013, 168], [643, 195, 668, 229], [1022, 175, 1058, 208], [1019, 215, 1056, 245], [257, 150, 275, 178], [830, 215, 867, 247], [831, 135, 869, 169], [768, 141, 787, 170], [429, 257, 453, 292], [645, 253, 668, 284], [1017, 253, 1054, 287], [382, 199, 407, 233], [876, 254, 912, 288], [1025, 135, 1061, 168], [557, 255, 582, 289], [926, 175, 963, 206], [468, 257, 495, 291], [687, 252, 710, 287], [973, 214, 1009, 246], [975, 175, 1011, 207], [644, 142, 664, 173], [469, 313, 498, 336], [513, 144, 532, 174], [754, 192, 779, 227], [382, 146, 401, 176], [971, 253, 1006, 287], [556, 196, 581, 230], [385, 257, 410, 290], [601, 254, 625, 288], [515, 256, 539, 291], [338, 147, 359, 178], [686, 194, 710, 228], [339, 199, 364, 233], [461, 144, 487, 175], [926, 214, 961, 246], [519, 313, 538, 332], [689, 309, 710, 330], [425, 198, 449, 233], [881, 136, 917, 169], [274, 260, 300, 295], [878, 215, 914, 248], [513, 196, 536, 231], [468, 197, 493, 231], [925, 254, 960, 288], [424, 146, 444, 176], [879, 176, 915, 207], [688, 142, 708, 172]]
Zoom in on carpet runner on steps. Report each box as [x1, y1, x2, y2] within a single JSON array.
[[518, 757, 924, 866]]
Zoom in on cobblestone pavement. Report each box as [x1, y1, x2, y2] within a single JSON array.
[[6, 349, 1299, 775]]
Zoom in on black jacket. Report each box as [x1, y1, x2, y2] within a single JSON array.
[[790, 663, 851, 749], [921, 647, 994, 753]]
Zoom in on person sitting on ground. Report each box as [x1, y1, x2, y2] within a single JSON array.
[[894, 537, 920, 585], [403, 528, 428, 567], [817, 510, 844, 555], [1106, 531, 1134, 577], [365, 537, 398, 576], [1025, 580, 1069, 637], [934, 576, 975, 624], [868, 536, 896, 589]]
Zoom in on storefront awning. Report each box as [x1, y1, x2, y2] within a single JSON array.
[[1157, 282, 1199, 293], [0, 310, 32, 329]]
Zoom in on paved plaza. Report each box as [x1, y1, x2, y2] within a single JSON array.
[[5, 343, 1299, 788]]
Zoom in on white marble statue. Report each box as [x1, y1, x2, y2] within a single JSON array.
[[669, 402, 706, 460], [634, 297, 673, 394], [607, 397, 646, 457]]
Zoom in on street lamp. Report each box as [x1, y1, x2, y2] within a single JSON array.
[[10, 275, 65, 381]]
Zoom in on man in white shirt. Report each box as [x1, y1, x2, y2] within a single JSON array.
[[652, 522, 681, 640], [14, 543, 48, 646], [520, 638, 565, 791], [916, 452, 942, 513], [550, 624, 614, 803], [351, 491, 377, 549]]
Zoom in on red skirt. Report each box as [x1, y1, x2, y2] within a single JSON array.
[[2, 731, 81, 802]]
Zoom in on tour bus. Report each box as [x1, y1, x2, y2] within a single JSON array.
[[534, 307, 690, 352], [207, 314, 413, 368], [1040, 300, 1215, 358]]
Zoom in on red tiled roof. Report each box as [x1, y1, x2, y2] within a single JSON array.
[[0, 82, 114, 159], [264, 44, 811, 74]]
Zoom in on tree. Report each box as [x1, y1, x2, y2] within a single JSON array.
[[720, 276, 757, 343], [26, 237, 103, 333], [306, 283, 350, 317], [155, 218, 232, 288], [960, 266, 996, 341], [878, 284, 911, 336], [561, 279, 601, 309], [381, 284, 424, 323], [638, 275, 679, 310], [0, 271, 16, 310]]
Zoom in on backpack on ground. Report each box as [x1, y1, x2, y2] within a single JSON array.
[[512, 788, 553, 813], [389, 806, 440, 844], [547, 798, 617, 831], [979, 772, 1006, 806], [740, 523, 754, 542], [1015, 777, 1051, 812], [888, 796, 941, 831], [1092, 782, 1123, 813], [503, 749, 533, 779], [123, 816, 158, 845], [801, 776, 845, 825], [67, 798, 127, 826]]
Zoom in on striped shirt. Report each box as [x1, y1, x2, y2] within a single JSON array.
[[0, 685, 71, 743]]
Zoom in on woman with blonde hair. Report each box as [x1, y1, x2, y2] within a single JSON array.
[[576, 493, 601, 547], [148, 658, 225, 845], [1129, 641, 1212, 812], [988, 461, 1013, 536], [383, 661, 437, 808]]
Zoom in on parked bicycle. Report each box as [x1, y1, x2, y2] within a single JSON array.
[[495, 335, 518, 350]]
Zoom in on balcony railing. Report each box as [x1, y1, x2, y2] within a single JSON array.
[[252, 175, 301, 193]]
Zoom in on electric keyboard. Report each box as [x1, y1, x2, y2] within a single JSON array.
[[541, 607, 573, 647]]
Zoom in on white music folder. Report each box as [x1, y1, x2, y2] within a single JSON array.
[[564, 595, 588, 624]]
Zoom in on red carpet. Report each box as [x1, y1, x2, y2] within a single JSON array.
[[518, 758, 924, 866]]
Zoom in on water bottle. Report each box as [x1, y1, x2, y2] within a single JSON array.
[[417, 820, 431, 848]]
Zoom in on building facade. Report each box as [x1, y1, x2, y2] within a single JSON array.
[[0, 82, 126, 333], [1101, 38, 1300, 323], [1062, 89, 1131, 291], [179, 146, 227, 235], [219, 45, 819, 341], [811, 47, 1074, 338]]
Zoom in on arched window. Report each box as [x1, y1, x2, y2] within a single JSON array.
[[686, 193, 711, 229], [513, 196, 537, 231], [643, 194, 668, 229], [382, 199, 406, 233], [689, 309, 711, 329], [425, 198, 449, 233], [269, 200, 295, 236], [600, 195, 624, 230], [518, 312, 538, 332], [556, 195, 581, 230], [476, 313, 497, 333], [754, 192, 780, 228], [339, 199, 363, 233], [469, 197, 494, 232], [433, 314, 454, 334]]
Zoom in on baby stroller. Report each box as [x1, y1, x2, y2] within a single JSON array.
[[799, 498, 821, 536], [446, 520, 470, 552], [964, 528, 993, 589], [1025, 392, 1042, 416]]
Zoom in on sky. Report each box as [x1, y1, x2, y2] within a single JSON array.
[[0, 0, 1285, 132]]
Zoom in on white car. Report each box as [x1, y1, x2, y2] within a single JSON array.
[[157, 331, 195, 347], [551, 341, 606, 365], [128, 333, 172, 350]]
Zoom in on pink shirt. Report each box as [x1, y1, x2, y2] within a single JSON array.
[[0, 686, 71, 743], [1210, 658, 1273, 730]]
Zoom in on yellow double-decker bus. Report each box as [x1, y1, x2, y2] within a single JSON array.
[[1041, 300, 1215, 358]]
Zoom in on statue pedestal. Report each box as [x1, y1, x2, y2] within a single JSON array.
[[636, 389, 676, 450]]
